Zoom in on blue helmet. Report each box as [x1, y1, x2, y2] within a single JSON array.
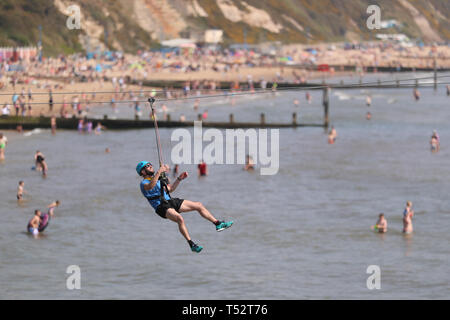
[[136, 161, 151, 175]]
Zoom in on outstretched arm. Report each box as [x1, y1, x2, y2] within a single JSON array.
[[168, 172, 188, 193]]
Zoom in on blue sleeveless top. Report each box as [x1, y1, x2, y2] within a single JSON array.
[[140, 178, 170, 210]]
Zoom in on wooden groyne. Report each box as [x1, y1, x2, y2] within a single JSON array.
[[0, 115, 326, 131]]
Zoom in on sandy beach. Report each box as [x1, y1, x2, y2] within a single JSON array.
[[1, 43, 449, 116]]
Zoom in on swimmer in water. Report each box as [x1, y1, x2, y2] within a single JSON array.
[[430, 130, 440, 153], [34, 150, 48, 177], [198, 160, 208, 177], [372, 213, 387, 233], [136, 161, 233, 253], [328, 126, 337, 144], [0, 133, 8, 161], [27, 210, 42, 236], [430, 136, 439, 153], [413, 88, 420, 101], [47, 200, 60, 217], [173, 164, 179, 178], [193, 99, 199, 111], [244, 155, 255, 171], [366, 95, 372, 107], [94, 122, 106, 135], [51, 116, 57, 135], [306, 92, 312, 104], [17, 181, 26, 201], [402, 201, 414, 234]]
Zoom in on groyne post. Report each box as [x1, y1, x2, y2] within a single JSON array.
[[434, 57, 437, 91], [323, 87, 329, 129]]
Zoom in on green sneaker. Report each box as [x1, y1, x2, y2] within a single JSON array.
[[191, 243, 203, 253], [216, 220, 233, 232]]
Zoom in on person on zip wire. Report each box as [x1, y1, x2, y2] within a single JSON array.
[[137, 161, 233, 253]]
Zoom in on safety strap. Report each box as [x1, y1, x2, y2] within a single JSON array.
[[147, 179, 171, 202]]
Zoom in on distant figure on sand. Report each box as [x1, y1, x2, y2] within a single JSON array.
[[328, 126, 337, 144], [48, 89, 53, 112], [402, 201, 414, 234], [372, 213, 387, 233], [366, 111, 372, 120], [0, 133, 7, 160]]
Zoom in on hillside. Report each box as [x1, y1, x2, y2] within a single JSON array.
[[0, 0, 449, 56]]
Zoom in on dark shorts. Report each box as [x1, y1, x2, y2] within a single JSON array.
[[155, 198, 184, 219]]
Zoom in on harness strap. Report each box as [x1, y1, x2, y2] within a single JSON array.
[[147, 178, 171, 202]]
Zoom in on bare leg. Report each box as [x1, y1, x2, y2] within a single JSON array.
[[179, 200, 217, 223], [165, 208, 191, 241]]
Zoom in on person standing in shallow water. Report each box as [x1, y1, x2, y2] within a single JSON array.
[[136, 161, 233, 253], [0, 133, 7, 161], [34, 150, 48, 177], [366, 95, 372, 107], [244, 155, 255, 171], [403, 201, 414, 234], [51, 116, 57, 135], [17, 181, 26, 201], [27, 210, 42, 236], [413, 88, 420, 101], [372, 213, 387, 233], [430, 130, 440, 153], [198, 160, 208, 177], [328, 126, 337, 144]]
